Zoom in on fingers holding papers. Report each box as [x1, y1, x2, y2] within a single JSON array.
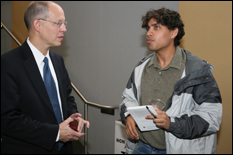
[[146, 105, 170, 130]]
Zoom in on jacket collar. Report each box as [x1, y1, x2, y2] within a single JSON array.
[[174, 49, 213, 94]]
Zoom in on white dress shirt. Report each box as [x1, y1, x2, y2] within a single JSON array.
[[27, 38, 63, 142]]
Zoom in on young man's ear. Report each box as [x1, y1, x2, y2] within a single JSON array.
[[171, 28, 178, 39]]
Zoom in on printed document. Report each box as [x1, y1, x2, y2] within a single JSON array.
[[127, 105, 159, 132]]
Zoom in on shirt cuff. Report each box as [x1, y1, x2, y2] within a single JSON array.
[[124, 111, 130, 117], [56, 129, 60, 142]]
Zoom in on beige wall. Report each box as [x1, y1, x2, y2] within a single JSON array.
[[179, 1, 232, 154], [12, 1, 31, 48]]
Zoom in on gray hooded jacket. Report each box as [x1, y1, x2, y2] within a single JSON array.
[[120, 49, 222, 154]]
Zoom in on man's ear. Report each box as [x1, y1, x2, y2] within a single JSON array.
[[33, 19, 41, 32], [171, 27, 178, 39]]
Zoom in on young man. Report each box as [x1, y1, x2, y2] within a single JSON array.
[[1, 1, 89, 154], [120, 7, 222, 154]]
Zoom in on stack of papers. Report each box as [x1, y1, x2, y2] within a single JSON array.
[[127, 105, 159, 131]]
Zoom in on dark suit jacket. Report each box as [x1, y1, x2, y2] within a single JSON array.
[[1, 40, 78, 153]]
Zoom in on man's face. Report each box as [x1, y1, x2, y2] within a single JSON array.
[[40, 3, 67, 47], [146, 18, 174, 52]]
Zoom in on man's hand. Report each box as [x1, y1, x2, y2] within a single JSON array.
[[145, 105, 170, 130], [70, 113, 90, 132], [125, 115, 139, 140], [59, 113, 90, 142]]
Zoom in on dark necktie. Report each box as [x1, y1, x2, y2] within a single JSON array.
[[43, 57, 63, 150]]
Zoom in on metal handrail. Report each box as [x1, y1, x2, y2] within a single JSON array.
[[1, 21, 119, 154], [71, 83, 119, 109]]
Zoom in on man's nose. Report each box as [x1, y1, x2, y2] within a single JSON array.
[[146, 28, 153, 37], [60, 24, 67, 32]]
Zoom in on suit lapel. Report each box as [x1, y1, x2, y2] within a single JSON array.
[[22, 41, 55, 115]]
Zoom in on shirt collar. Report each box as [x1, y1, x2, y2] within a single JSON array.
[[27, 37, 50, 66], [147, 46, 183, 70]]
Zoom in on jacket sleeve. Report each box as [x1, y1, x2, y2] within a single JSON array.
[[120, 54, 153, 125], [167, 71, 222, 139], [119, 71, 139, 125]]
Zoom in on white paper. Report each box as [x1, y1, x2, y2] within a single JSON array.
[[127, 105, 159, 131]]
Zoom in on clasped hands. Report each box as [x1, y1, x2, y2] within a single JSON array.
[[59, 113, 90, 142], [126, 105, 170, 140]]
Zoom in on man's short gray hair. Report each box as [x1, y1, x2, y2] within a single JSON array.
[[24, 1, 57, 31]]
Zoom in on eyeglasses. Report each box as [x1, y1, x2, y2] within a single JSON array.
[[38, 18, 67, 28]]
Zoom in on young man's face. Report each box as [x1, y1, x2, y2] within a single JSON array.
[[146, 18, 175, 52]]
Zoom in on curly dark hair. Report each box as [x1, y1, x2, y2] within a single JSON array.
[[142, 7, 185, 46]]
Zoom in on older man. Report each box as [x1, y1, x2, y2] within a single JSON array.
[[1, 1, 89, 154]]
